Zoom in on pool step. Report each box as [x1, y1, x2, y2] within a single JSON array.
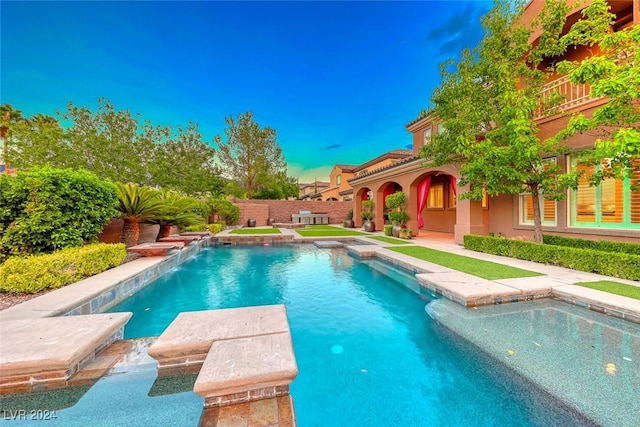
[[147, 305, 298, 409], [314, 240, 344, 248], [194, 332, 297, 407], [0, 313, 132, 394], [147, 305, 291, 370]]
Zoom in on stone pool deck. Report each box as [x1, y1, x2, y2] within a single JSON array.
[[346, 233, 640, 324]]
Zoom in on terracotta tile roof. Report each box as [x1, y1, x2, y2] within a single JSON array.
[[405, 109, 433, 128], [298, 181, 329, 189], [353, 149, 413, 172], [334, 164, 359, 172], [348, 154, 421, 182]]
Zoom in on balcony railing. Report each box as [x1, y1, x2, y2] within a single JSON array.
[[534, 75, 602, 119]]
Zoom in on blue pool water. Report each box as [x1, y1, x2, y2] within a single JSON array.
[[106, 245, 594, 426]]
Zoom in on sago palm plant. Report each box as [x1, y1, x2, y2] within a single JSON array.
[[115, 183, 163, 247], [153, 190, 207, 241]]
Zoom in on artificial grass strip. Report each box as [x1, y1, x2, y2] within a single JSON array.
[[296, 225, 368, 237], [388, 246, 542, 280], [576, 281, 640, 300], [229, 228, 281, 235], [367, 236, 413, 245]]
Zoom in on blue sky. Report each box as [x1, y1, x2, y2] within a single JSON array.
[[1, 1, 492, 183]]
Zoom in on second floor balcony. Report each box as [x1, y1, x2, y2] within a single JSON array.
[[535, 74, 603, 120]]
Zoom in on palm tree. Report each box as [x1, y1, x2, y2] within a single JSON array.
[[115, 183, 163, 247], [153, 189, 207, 241], [0, 104, 24, 174]]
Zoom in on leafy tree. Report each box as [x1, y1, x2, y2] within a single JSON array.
[[63, 99, 155, 184], [422, 0, 580, 243], [215, 111, 287, 199], [8, 113, 69, 168], [253, 171, 299, 200], [150, 122, 225, 196], [554, 0, 640, 185], [115, 183, 163, 247], [4, 99, 225, 197], [207, 198, 240, 225], [0, 167, 118, 259]]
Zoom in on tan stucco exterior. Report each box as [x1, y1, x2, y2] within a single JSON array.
[[350, 0, 639, 244]]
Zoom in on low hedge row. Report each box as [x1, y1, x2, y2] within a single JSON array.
[[464, 235, 640, 281], [182, 223, 207, 232], [208, 222, 226, 234], [0, 243, 127, 294], [543, 234, 640, 256]]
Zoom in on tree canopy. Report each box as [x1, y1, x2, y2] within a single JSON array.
[[215, 111, 294, 199], [3, 100, 303, 199], [422, 0, 588, 242], [3, 99, 224, 196], [553, 0, 640, 185]]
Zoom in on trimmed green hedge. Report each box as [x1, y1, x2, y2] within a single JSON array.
[[182, 223, 207, 232], [543, 234, 640, 256], [208, 222, 225, 234], [464, 235, 640, 281], [0, 243, 126, 294]]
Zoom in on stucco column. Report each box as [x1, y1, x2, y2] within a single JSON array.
[[407, 184, 419, 237], [454, 192, 486, 245]]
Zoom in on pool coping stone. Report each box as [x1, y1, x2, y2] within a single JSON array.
[[0, 312, 132, 392], [147, 305, 291, 369]]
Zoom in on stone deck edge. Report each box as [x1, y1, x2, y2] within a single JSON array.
[[347, 242, 640, 323], [0, 313, 132, 394], [0, 238, 210, 321]]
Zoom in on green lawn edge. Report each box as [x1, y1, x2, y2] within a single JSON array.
[[575, 281, 640, 300], [229, 228, 282, 235], [388, 246, 542, 280], [296, 230, 368, 237], [367, 236, 413, 245]]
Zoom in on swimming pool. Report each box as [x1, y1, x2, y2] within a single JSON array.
[[105, 244, 597, 426]]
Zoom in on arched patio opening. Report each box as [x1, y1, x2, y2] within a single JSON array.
[[355, 187, 372, 227], [411, 172, 457, 234], [378, 182, 402, 224]]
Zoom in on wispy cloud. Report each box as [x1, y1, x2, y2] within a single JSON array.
[[423, 4, 490, 59]]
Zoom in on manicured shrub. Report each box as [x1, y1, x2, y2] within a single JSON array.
[[0, 167, 118, 259], [0, 243, 126, 294], [464, 235, 640, 281], [384, 224, 393, 236], [182, 223, 207, 232], [207, 198, 240, 225], [208, 222, 225, 234], [543, 234, 640, 256]]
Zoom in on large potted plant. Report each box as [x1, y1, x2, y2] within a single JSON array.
[[361, 200, 375, 232], [385, 192, 409, 238], [344, 209, 355, 228]]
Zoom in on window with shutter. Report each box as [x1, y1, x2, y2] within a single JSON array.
[[569, 157, 640, 229]]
